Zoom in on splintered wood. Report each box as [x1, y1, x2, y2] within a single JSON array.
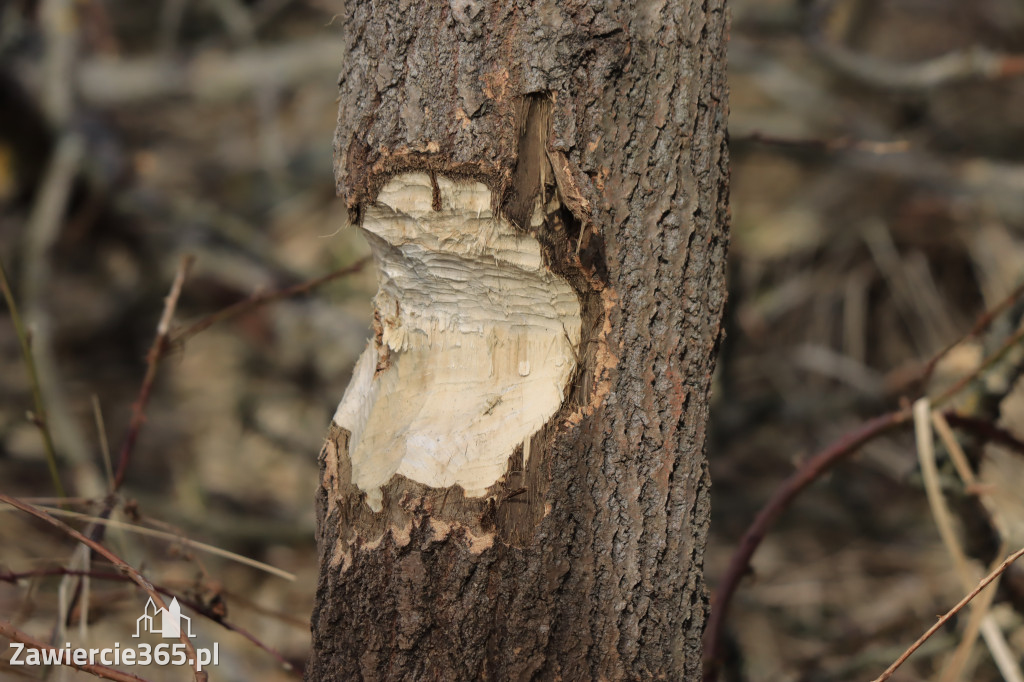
[[333, 172, 581, 512]]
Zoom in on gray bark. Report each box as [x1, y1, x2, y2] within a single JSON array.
[[309, 1, 730, 679]]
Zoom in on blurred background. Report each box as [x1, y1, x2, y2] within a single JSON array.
[[2, 0, 1024, 680]]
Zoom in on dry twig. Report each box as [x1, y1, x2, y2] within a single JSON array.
[[1, 567, 294, 671], [871, 545, 1024, 682], [914, 400, 1023, 682], [70, 37, 342, 105], [930, 410, 1024, 682], [0, 258, 66, 498], [0, 493, 203, 680], [0, 620, 150, 682], [920, 279, 1024, 391], [113, 254, 193, 491], [702, 410, 908, 681], [814, 38, 1024, 91], [60, 254, 192, 635], [703, 281, 1024, 682], [5, 505, 296, 580], [169, 255, 371, 345], [943, 413, 1024, 458]]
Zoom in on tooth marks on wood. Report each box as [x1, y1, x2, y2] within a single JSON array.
[[332, 172, 583, 513]]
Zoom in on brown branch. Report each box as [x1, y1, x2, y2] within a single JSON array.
[[871, 545, 1024, 682], [701, 410, 909, 681], [814, 38, 1024, 91], [920, 278, 1024, 391], [932, 321, 1024, 408], [21, 133, 91, 492], [66, 257, 364, 628], [111, 255, 369, 490], [0, 620, 150, 682], [112, 254, 194, 491], [218, 588, 308, 629], [0, 258, 65, 498], [943, 412, 1024, 458], [1, 567, 294, 671], [169, 255, 371, 345], [61, 256, 367, 643], [736, 131, 910, 155], [71, 37, 342, 106], [0, 493, 203, 681], [703, 289, 1024, 681], [3, 256, 368, 675]]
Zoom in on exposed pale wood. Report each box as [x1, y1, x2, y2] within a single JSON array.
[[334, 172, 581, 511]]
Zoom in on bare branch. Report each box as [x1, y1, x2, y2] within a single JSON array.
[[0, 257, 66, 498], [704, 281, 1024, 681], [0, 620, 150, 682], [0, 493, 204, 680], [871, 545, 1024, 682], [943, 413, 1024, 458], [1, 567, 295, 672], [65, 37, 343, 106], [112, 254, 194, 491], [815, 40, 1024, 91], [920, 278, 1024, 391], [702, 410, 907, 681], [10, 505, 295, 581], [169, 255, 371, 345]]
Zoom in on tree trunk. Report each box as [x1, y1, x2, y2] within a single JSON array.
[[308, 1, 729, 680]]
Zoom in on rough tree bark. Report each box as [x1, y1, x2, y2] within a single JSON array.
[[309, 1, 729, 680]]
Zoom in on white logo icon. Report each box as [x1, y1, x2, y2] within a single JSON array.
[[134, 597, 195, 639]]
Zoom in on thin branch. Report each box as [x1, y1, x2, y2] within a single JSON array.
[[74, 251, 193, 616], [914, 400, 1022, 682], [0, 493, 203, 680], [21, 132, 96, 494], [92, 395, 115, 491], [0, 257, 65, 498], [169, 255, 371, 345], [704, 288, 1024, 681], [39, 0, 78, 126], [915, 400, 976, 588], [1, 567, 294, 671], [815, 39, 1024, 91], [0, 620, 150, 682], [932, 409, 1024, 682], [920, 278, 1024, 390], [19, 496, 98, 506], [943, 412, 1024, 458], [72, 37, 343, 106], [735, 131, 911, 155], [113, 254, 368, 488], [932, 321, 1024, 408], [4, 505, 296, 580], [67, 256, 363, 622], [871, 545, 1024, 682], [112, 254, 193, 491], [702, 410, 909, 681], [931, 411, 978, 487]]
